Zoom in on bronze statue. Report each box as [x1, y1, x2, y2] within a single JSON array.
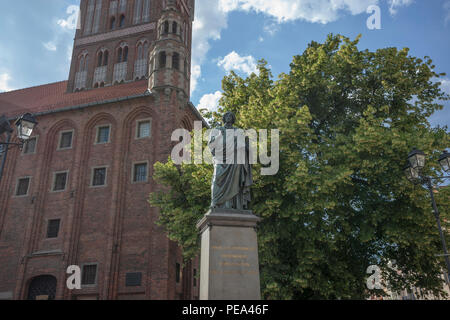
[[208, 112, 252, 210]]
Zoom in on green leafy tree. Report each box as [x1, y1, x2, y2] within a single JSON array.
[[149, 34, 450, 299]]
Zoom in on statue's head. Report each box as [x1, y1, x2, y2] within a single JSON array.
[[223, 112, 236, 126]]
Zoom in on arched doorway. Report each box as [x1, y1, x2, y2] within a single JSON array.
[[27, 275, 57, 300]]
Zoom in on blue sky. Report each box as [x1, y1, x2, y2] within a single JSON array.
[[0, 0, 449, 128]]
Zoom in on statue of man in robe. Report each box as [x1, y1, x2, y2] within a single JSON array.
[[209, 112, 253, 210]]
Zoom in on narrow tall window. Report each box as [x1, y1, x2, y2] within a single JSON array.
[[16, 178, 30, 196], [159, 51, 166, 68], [142, 0, 151, 22], [117, 47, 123, 63], [133, 163, 148, 182], [172, 52, 180, 70], [84, 0, 95, 35], [137, 44, 143, 60], [172, 21, 177, 34], [53, 172, 68, 192], [82, 265, 98, 286], [97, 52, 103, 67], [164, 21, 169, 34], [133, 0, 143, 24], [119, 14, 126, 27], [92, 0, 102, 33], [123, 46, 128, 62], [79, 56, 86, 72], [47, 219, 61, 238], [103, 51, 109, 66]]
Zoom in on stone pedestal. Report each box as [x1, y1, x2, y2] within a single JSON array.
[[196, 209, 261, 300]]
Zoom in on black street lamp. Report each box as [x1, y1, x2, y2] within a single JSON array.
[[0, 113, 38, 183], [404, 148, 450, 286]]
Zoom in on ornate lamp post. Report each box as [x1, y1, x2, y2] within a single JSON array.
[[404, 148, 450, 285], [0, 113, 38, 182]]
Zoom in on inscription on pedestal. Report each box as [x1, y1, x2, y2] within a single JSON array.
[[197, 212, 261, 300]]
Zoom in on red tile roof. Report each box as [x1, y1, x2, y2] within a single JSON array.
[[0, 80, 150, 118]]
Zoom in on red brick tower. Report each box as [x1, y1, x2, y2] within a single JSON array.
[[67, 0, 194, 96], [0, 0, 201, 300]]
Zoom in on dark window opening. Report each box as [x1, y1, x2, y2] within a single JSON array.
[[126, 273, 142, 287], [92, 168, 107, 186], [82, 265, 97, 286], [16, 178, 30, 196], [123, 46, 128, 62], [159, 51, 166, 68], [172, 21, 177, 34], [172, 52, 180, 70], [47, 219, 60, 238], [164, 21, 169, 34], [103, 51, 109, 66], [119, 15, 126, 27], [133, 163, 148, 182], [117, 47, 123, 63], [53, 172, 67, 192], [59, 131, 73, 149], [97, 52, 103, 67]]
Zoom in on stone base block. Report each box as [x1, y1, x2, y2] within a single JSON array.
[[196, 209, 261, 300]]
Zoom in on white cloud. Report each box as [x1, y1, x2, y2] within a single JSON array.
[[218, 51, 259, 75], [440, 78, 450, 95], [57, 5, 80, 31], [191, 0, 413, 96], [191, 0, 229, 93], [444, 1, 450, 25], [387, 0, 413, 15], [43, 41, 57, 51], [197, 91, 223, 112], [0, 73, 15, 92], [219, 0, 380, 24]]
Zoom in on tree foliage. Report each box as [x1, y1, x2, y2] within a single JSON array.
[[149, 34, 450, 299]]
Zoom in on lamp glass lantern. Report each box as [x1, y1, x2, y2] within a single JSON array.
[[14, 113, 37, 141], [439, 150, 450, 173], [408, 148, 426, 171], [404, 164, 420, 183]]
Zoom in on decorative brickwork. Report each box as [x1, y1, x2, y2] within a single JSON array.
[[0, 0, 200, 300]]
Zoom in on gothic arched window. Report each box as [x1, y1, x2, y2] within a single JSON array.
[[159, 51, 166, 68], [123, 46, 129, 62], [119, 14, 126, 27], [172, 52, 180, 70], [172, 21, 177, 34], [164, 21, 169, 34], [117, 46, 129, 63], [103, 50, 109, 66], [97, 51, 103, 67], [79, 55, 86, 72]]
